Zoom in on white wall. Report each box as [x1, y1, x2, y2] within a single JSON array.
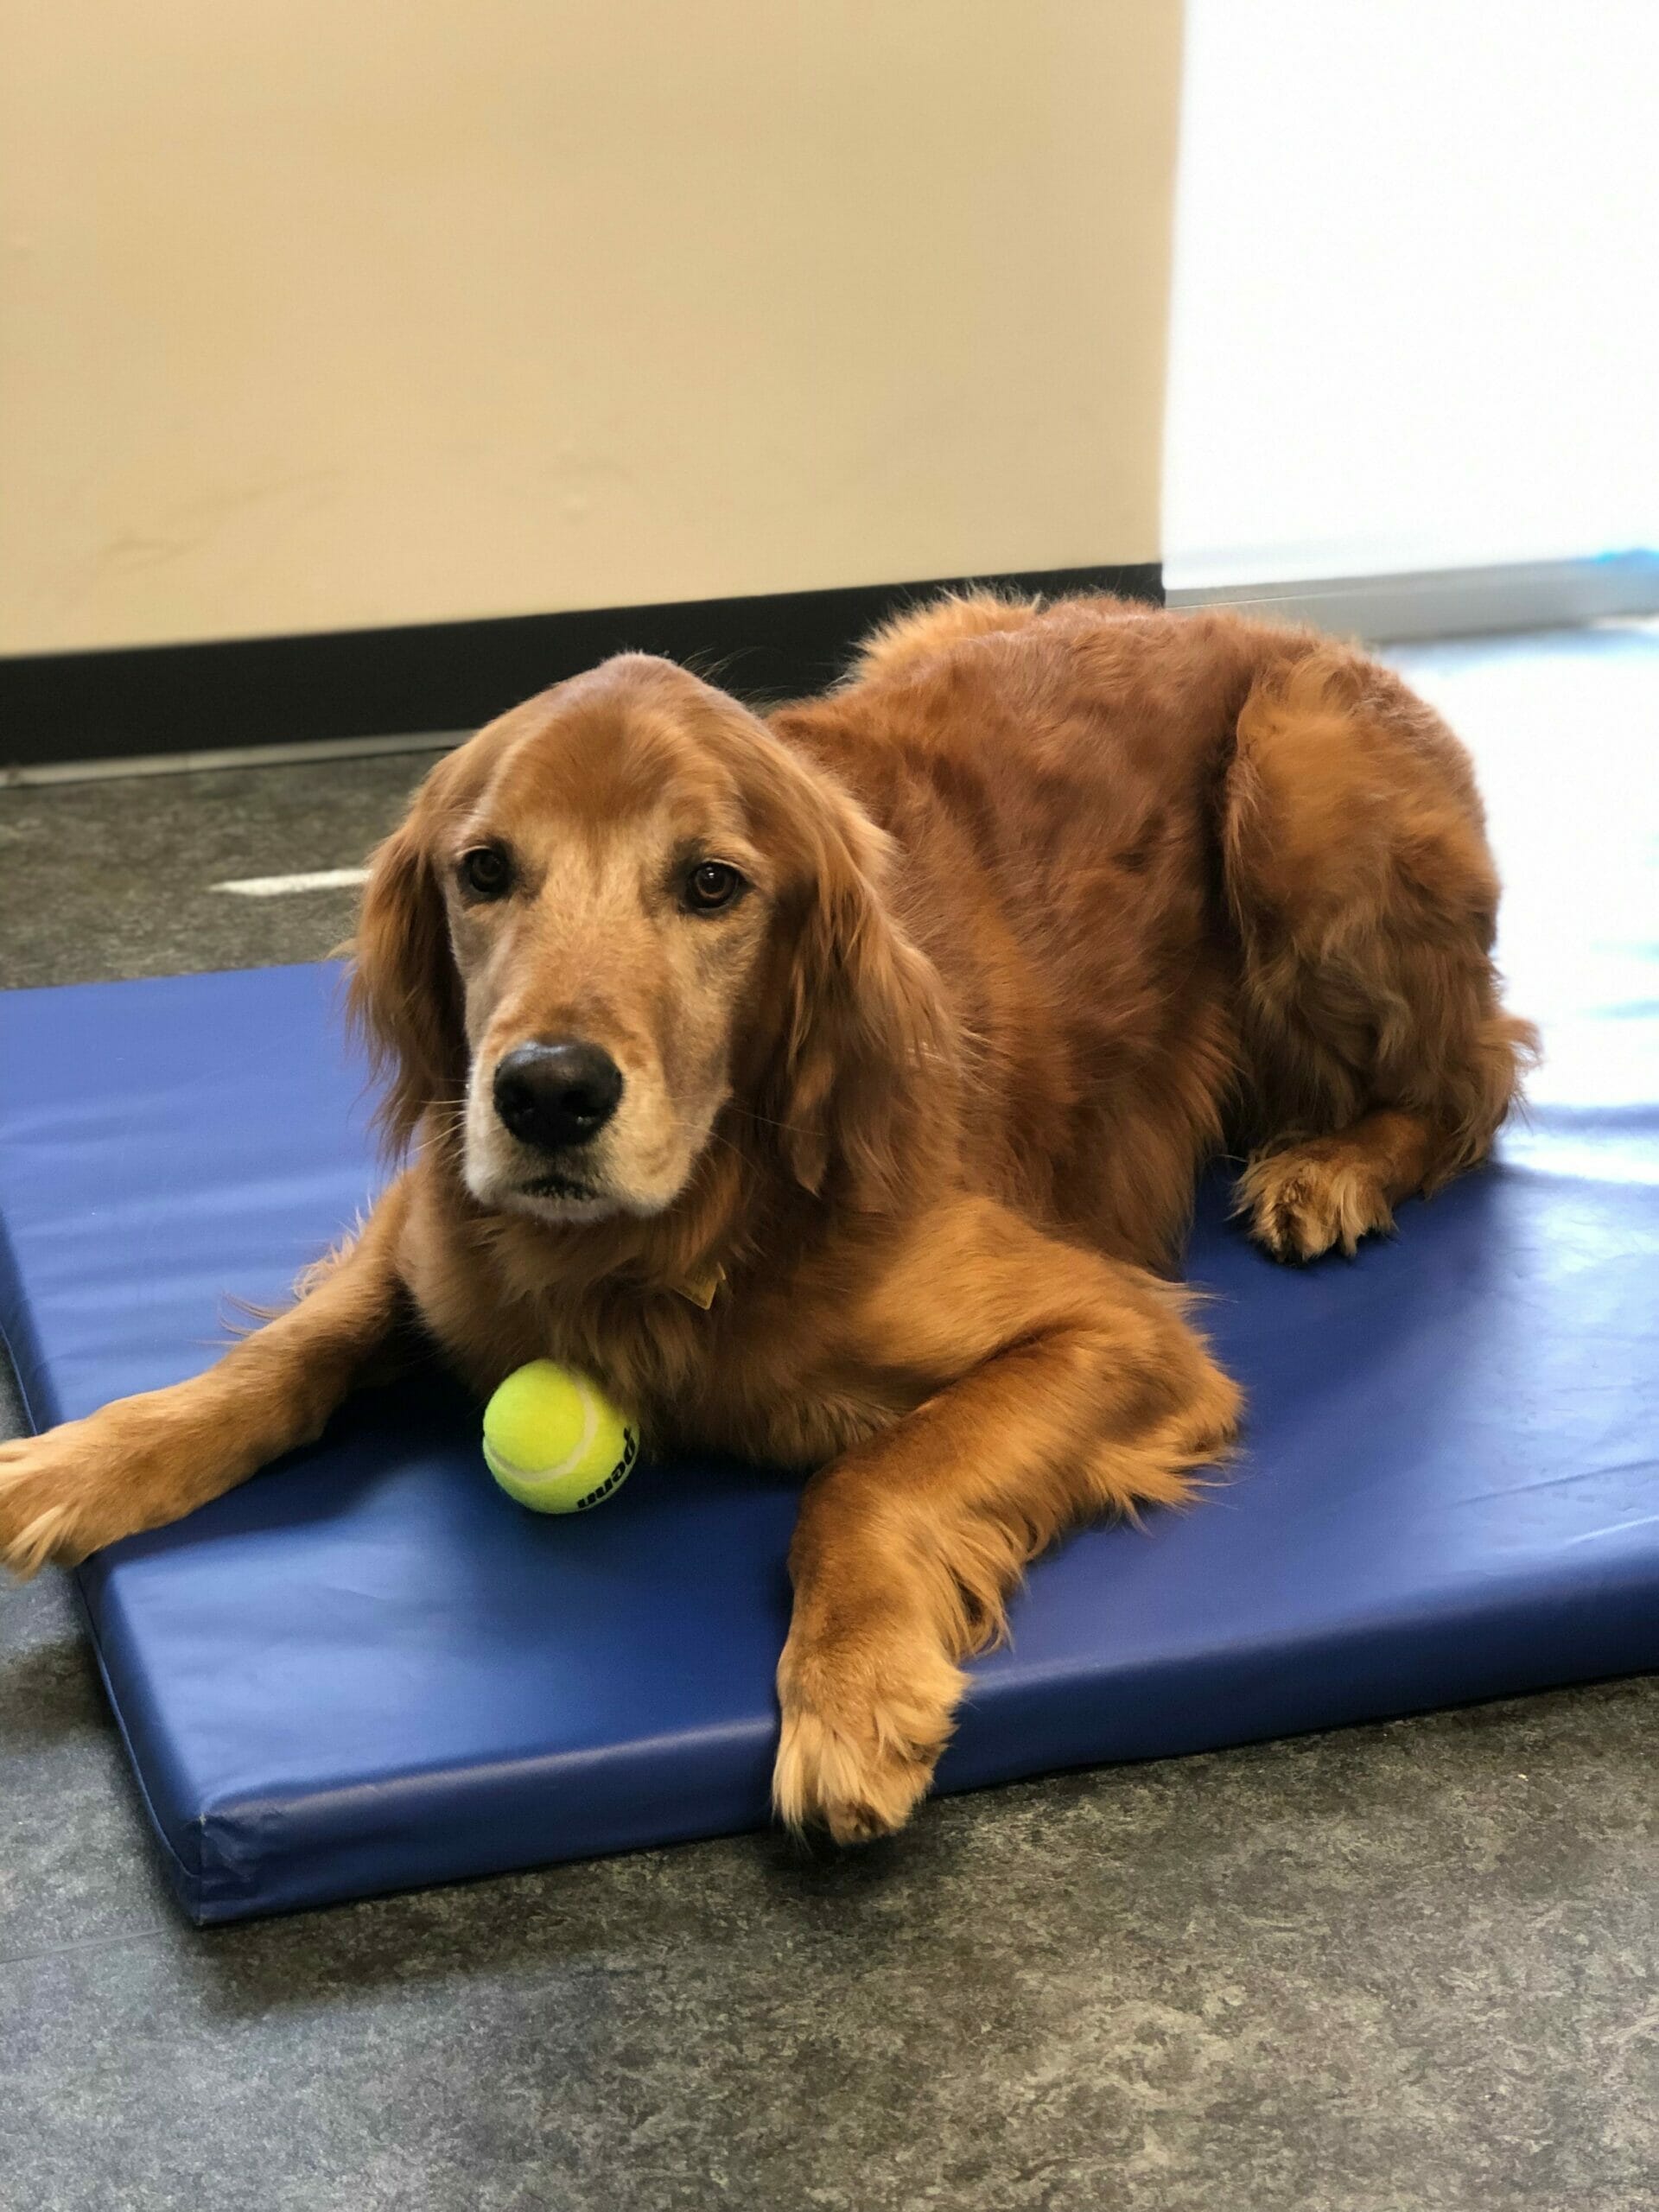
[[1164, 0, 1659, 587]]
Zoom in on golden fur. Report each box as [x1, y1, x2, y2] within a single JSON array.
[[0, 594, 1535, 1841]]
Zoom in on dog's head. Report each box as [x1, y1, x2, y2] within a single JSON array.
[[350, 656, 947, 1227]]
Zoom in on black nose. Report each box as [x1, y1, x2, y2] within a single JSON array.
[[493, 1040, 624, 1151]]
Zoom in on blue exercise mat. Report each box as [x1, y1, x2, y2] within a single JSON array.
[[2, 961, 1656, 1923]]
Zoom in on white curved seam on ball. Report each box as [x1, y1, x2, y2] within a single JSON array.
[[544, 1384, 599, 1484], [491, 1380, 599, 1484]]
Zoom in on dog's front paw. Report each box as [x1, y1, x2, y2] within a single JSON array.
[[0, 1422, 123, 1577], [772, 1624, 964, 1845], [1236, 1142, 1396, 1262]]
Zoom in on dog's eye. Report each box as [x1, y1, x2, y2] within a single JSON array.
[[683, 861, 746, 913], [459, 844, 512, 899]]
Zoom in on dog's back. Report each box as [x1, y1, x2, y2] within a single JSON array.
[[771, 594, 1529, 1265]]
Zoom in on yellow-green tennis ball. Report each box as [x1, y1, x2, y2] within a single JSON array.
[[482, 1361, 639, 1515]]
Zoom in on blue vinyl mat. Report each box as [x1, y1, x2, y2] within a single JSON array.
[[1, 959, 1656, 1923]]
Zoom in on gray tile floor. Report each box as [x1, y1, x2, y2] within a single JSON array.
[[2, 629, 1656, 2211]]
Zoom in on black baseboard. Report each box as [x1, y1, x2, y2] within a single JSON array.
[[0, 563, 1160, 768]]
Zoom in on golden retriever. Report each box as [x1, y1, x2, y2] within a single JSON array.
[[0, 593, 1535, 1841]]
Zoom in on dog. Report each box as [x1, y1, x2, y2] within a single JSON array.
[[0, 593, 1535, 1841]]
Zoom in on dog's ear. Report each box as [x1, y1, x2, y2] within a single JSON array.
[[347, 801, 466, 1154], [770, 772, 953, 1210]]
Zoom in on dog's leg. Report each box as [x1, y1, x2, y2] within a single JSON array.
[[772, 1201, 1241, 1842], [1234, 1106, 1447, 1262], [1221, 643, 1537, 1262], [0, 1177, 413, 1575]]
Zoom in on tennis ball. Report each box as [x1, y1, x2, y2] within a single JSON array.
[[482, 1360, 639, 1515]]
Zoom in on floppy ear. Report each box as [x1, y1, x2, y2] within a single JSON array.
[[346, 811, 466, 1153], [770, 777, 954, 1210]]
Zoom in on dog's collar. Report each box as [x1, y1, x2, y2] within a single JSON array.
[[673, 1261, 727, 1311]]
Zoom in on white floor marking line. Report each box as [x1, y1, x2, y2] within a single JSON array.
[[213, 867, 372, 898]]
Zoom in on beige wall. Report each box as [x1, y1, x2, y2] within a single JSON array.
[[0, 2, 1182, 656]]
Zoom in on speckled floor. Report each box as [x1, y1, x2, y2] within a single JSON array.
[[2, 629, 1656, 2211]]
